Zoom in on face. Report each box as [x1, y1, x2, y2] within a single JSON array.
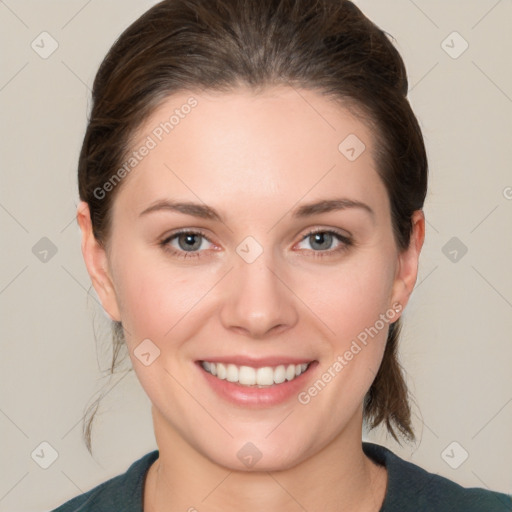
[[79, 86, 423, 471]]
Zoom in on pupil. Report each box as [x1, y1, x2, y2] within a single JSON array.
[[180, 234, 200, 251], [312, 232, 331, 250]]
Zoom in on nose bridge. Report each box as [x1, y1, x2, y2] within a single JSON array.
[[220, 235, 297, 337]]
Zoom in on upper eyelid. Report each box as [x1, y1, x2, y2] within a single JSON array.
[[162, 229, 215, 245]]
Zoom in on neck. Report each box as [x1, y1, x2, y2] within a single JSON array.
[[144, 407, 387, 512]]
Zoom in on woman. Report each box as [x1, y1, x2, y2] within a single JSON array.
[[51, 0, 512, 510]]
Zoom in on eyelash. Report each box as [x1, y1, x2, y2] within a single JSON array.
[[159, 228, 353, 260]]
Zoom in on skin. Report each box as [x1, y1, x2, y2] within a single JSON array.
[[77, 86, 424, 512]]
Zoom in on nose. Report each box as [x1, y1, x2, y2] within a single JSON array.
[[219, 247, 299, 339]]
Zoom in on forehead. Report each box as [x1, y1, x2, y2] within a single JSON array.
[[113, 86, 388, 221]]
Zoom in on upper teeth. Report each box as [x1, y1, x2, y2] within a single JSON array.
[[201, 361, 309, 387]]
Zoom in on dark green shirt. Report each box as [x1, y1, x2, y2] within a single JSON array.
[[49, 442, 512, 511]]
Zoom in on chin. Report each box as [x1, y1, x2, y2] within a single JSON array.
[[196, 433, 315, 473]]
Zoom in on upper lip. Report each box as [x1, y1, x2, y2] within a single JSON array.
[[197, 356, 315, 367]]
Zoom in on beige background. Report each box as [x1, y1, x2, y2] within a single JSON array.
[[1, 1, 511, 510]]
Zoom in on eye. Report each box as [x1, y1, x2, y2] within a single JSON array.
[[295, 228, 353, 258], [159, 229, 215, 259], [159, 228, 353, 260]]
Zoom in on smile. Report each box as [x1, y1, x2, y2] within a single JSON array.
[[200, 361, 311, 387]]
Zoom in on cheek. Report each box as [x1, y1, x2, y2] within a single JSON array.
[[304, 254, 397, 343], [299, 251, 398, 397], [111, 248, 219, 345], [296, 262, 397, 416]]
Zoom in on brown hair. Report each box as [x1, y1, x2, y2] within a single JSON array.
[[79, 0, 427, 454]]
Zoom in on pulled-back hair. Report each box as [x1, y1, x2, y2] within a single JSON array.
[[79, 0, 427, 454]]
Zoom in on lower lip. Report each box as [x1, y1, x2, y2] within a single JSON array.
[[197, 361, 318, 408]]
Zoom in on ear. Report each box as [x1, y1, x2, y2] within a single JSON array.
[[390, 210, 425, 313], [76, 201, 121, 322]]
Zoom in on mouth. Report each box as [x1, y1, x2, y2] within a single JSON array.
[[199, 360, 313, 388]]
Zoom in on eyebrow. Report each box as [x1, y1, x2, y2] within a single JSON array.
[[139, 197, 374, 221]]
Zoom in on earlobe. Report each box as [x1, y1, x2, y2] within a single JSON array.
[[391, 210, 425, 312], [76, 201, 121, 322]]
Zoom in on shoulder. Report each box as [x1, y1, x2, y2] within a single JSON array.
[[48, 450, 159, 512], [363, 442, 512, 512]]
